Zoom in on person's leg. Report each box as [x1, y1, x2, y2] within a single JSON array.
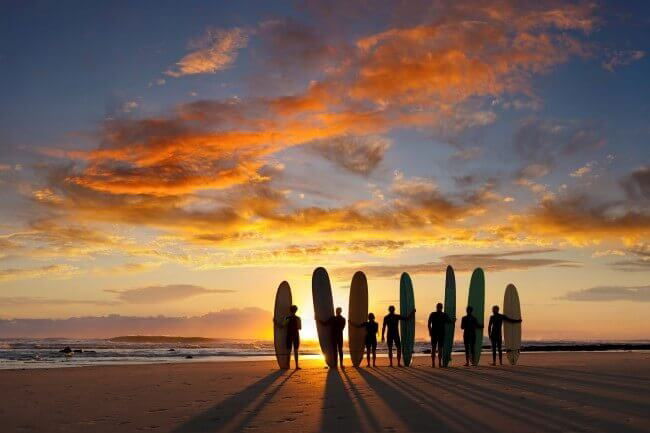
[[491, 338, 497, 365], [437, 338, 443, 367], [431, 338, 435, 367], [464, 338, 471, 366], [294, 336, 300, 369], [395, 336, 402, 366], [365, 343, 370, 366], [387, 340, 394, 366], [372, 341, 377, 366], [469, 341, 476, 365], [338, 336, 344, 366], [497, 338, 503, 365]]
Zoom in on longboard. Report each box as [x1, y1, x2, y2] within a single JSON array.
[[348, 271, 368, 367], [442, 265, 456, 367], [400, 272, 416, 367], [312, 267, 336, 368], [503, 283, 522, 365], [467, 268, 485, 366], [273, 281, 292, 369]]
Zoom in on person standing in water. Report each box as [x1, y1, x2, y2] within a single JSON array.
[[488, 305, 522, 366], [319, 307, 346, 368], [428, 302, 455, 368], [381, 305, 415, 367], [284, 305, 302, 370], [461, 306, 483, 366], [353, 312, 379, 367]]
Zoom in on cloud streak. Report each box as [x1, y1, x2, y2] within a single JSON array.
[[334, 249, 577, 278], [166, 27, 248, 77], [560, 285, 650, 302], [105, 284, 235, 304]]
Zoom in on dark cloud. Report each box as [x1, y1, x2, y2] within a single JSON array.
[[334, 249, 576, 278], [0, 308, 271, 339], [508, 193, 650, 243], [610, 243, 650, 272], [105, 284, 235, 304], [513, 118, 605, 177], [560, 285, 650, 302], [309, 135, 390, 175], [621, 166, 650, 202]]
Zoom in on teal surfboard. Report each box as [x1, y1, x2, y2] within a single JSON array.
[[467, 268, 485, 366], [442, 265, 456, 367], [400, 272, 415, 367]]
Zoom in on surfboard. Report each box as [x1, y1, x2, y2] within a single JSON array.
[[442, 265, 456, 367], [467, 268, 485, 366], [503, 283, 522, 365], [312, 267, 336, 368], [400, 272, 416, 367], [348, 271, 368, 367], [273, 281, 292, 369]]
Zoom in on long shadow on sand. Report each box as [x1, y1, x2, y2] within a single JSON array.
[[403, 366, 648, 433], [320, 369, 364, 432], [357, 367, 499, 433], [172, 369, 287, 433]]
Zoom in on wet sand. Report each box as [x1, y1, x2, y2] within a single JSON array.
[[1, 352, 649, 433]]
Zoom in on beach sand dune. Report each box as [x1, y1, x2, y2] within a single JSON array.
[[1, 352, 648, 432]]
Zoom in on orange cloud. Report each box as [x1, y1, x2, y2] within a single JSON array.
[[166, 27, 248, 77]]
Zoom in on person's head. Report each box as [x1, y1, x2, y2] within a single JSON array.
[[436, 302, 443, 312], [492, 305, 500, 314], [388, 305, 396, 313], [466, 306, 473, 314], [368, 312, 375, 321], [336, 307, 342, 316], [290, 305, 298, 314]]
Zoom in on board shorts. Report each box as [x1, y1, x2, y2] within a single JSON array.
[[430, 333, 444, 351], [365, 337, 377, 352], [286, 334, 300, 351], [386, 333, 401, 350]]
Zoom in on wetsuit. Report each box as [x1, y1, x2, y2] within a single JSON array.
[[428, 311, 450, 352], [382, 313, 405, 351], [461, 314, 480, 363], [324, 315, 346, 366], [285, 315, 301, 352], [489, 313, 517, 363], [360, 321, 379, 351]]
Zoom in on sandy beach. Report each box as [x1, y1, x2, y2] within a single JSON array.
[[1, 352, 648, 433]]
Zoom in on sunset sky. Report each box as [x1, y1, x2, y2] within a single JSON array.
[[0, 0, 648, 341]]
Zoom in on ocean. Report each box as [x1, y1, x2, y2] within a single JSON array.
[[1, 337, 648, 369]]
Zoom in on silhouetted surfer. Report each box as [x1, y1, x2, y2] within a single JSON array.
[[353, 312, 379, 367], [428, 302, 454, 368], [488, 305, 522, 366], [285, 305, 302, 369], [461, 306, 483, 366], [319, 307, 346, 368], [381, 305, 415, 367]]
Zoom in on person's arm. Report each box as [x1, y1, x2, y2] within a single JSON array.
[[351, 321, 363, 328], [408, 309, 416, 319], [461, 317, 466, 330], [381, 318, 387, 341], [488, 315, 494, 336], [503, 314, 522, 323], [427, 314, 433, 333], [342, 318, 346, 331], [297, 317, 302, 330]]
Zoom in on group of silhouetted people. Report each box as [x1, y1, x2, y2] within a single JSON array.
[[277, 303, 520, 369]]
